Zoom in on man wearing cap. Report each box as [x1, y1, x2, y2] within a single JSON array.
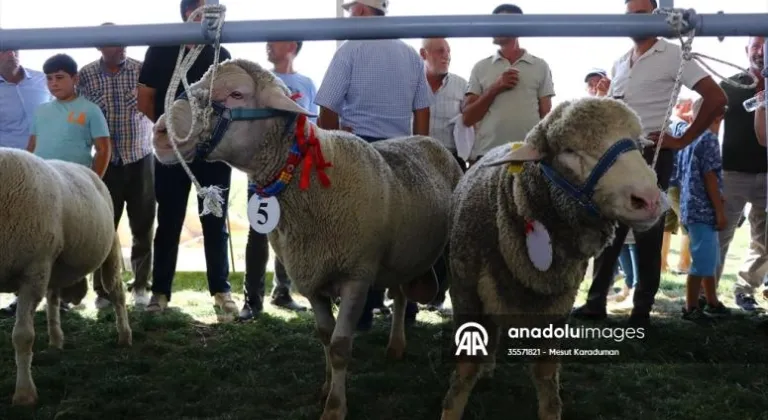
[[462, 3, 556, 167], [585, 68, 610, 97], [315, 0, 434, 331]]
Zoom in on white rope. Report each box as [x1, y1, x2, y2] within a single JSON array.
[[650, 8, 759, 169], [163, 4, 228, 218]]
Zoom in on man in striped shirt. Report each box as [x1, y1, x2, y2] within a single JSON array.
[[315, 0, 434, 331], [419, 37, 467, 315], [78, 22, 156, 310]]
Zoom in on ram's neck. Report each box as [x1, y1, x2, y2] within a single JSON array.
[[511, 164, 616, 259]]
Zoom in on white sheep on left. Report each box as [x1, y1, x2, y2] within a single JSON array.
[[0, 149, 132, 406]]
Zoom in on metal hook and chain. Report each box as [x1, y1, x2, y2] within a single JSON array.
[[650, 8, 757, 170]]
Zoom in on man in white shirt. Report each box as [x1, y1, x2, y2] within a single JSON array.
[[420, 37, 469, 170], [419, 37, 467, 314], [572, 0, 727, 328]]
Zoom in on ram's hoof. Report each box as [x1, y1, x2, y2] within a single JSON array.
[[12, 388, 38, 406]]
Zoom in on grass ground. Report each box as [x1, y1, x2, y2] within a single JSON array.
[[1, 223, 768, 420]]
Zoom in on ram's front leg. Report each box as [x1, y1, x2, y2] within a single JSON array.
[[441, 318, 498, 420], [530, 343, 562, 420], [12, 266, 48, 406]]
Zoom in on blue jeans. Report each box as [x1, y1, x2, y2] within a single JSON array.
[[151, 158, 232, 301], [618, 244, 639, 289]]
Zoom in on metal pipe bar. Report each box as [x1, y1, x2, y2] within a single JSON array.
[[3, 13, 768, 50], [659, 0, 674, 8]]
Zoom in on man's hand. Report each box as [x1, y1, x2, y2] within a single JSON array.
[[647, 131, 687, 151], [715, 210, 727, 231], [595, 77, 611, 97], [491, 69, 519, 94], [755, 90, 766, 110]]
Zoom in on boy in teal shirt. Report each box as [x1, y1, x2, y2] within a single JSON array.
[[19, 54, 111, 315], [26, 53, 111, 177]]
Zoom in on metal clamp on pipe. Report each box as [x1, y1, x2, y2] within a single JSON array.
[[716, 11, 725, 42], [201, 0, 224, 43], [668, 8, 699, 35]]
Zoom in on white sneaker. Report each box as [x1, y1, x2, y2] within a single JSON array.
[[615, 289, 635, 309], [145, 294, 168, 313], [132, 287, 150, 307], [94, 296, 112, 310], [214, 292, 238, 323]]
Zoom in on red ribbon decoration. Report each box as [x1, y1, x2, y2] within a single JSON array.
[[524, 219, 535, 235], [295, 114, 332, 190]]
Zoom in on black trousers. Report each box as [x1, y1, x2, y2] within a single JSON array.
[[429, 149, 466, 306], [584, 148, 675, 315], [151, 158, 232, 301], [93, 154, 155, 297], [243, 189, 293, 308], [450, 149, 468, 173]]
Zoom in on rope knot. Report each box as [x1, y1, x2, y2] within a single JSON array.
[[163, 3, 229, 218], [198, 185, 227, 218]]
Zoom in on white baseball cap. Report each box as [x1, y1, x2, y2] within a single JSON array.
[[341, 0, 389, 15]]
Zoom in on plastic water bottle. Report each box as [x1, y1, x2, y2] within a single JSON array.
[[743, 92, 765, 112]]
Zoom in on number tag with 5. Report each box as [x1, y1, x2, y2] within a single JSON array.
[[248, 195, 281, 234]]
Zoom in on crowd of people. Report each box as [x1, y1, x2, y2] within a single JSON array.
[[0, 0, 765, 330]]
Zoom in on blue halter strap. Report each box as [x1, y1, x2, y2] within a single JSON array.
[[174, 91, 294, 159], [538, 138, 639, 217]]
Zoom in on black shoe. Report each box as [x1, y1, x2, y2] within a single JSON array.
[[703, 302, 731, 318], [373, 304, 391, 316], [59, 302, 72, 314], [238, 302, 263, 321], [0, 301, 17, 318], [571, 304, 608, 321], [270, 293, 307, 312], [681, 306, 712, 323]]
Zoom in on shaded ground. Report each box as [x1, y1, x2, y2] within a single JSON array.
[[1, 225, 767, 420]]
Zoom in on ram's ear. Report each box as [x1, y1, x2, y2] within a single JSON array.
[[484, 142, 544, 167], [257, 86, 317, 117]]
